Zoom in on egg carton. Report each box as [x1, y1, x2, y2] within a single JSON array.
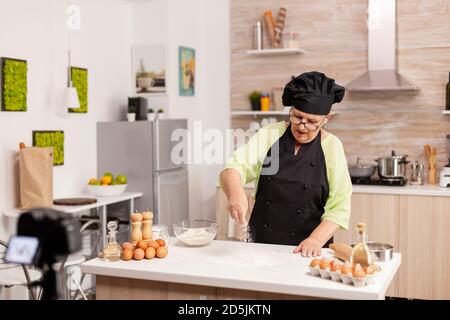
[[309, 266, 377, 287]]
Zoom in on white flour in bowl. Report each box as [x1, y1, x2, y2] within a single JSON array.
[[178, 228, 215, 246]]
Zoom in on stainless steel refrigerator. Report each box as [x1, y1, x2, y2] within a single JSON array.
[[97, 119, 189, 229]]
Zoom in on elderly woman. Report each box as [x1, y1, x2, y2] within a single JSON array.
[[220, 71, 352, 257]]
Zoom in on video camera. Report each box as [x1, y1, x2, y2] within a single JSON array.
[[6, 208, 82, 299]]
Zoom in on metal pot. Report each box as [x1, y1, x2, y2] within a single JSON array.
[[351, 242, 393, 262], [348, 157, 377, 178], [375, 151, 409, 179]]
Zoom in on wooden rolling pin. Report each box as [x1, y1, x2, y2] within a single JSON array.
[[329, 243, 352, 262], [330, 242, 374, 267]]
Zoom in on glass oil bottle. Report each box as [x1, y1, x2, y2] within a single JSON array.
[[100, 221, 122, 262], [350, 223, 374, 267]]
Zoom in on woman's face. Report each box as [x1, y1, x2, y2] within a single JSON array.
[[289, 108, 330, 144]]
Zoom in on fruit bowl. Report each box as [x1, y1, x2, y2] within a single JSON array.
[[87, 184, 127, 197], [173, 220, 218, 247]]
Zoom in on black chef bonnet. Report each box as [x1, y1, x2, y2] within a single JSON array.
[[282, 71, 345, 115]]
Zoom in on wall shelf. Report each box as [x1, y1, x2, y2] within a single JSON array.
[[231, 109, 339, 117], [442, 110, 450, 115], [135, 92, 168, 97], [244, 48, 305, 56], [231, 110, 288, 116]]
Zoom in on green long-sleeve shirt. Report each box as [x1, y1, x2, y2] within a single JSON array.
[[220, 121, 352, 230]]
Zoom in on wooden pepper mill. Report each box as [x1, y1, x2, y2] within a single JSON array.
[[142, 210, 154, 242], [130, 212, 143, 245]]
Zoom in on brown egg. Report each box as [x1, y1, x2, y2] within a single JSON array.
[[369, 264, 382, 273], [329, 260, 339, 268], [330, 261, 342, 272], [148, 240, 160, 250], [156, 246, 168, 258], [145, 247, 156, 259], [133, 248, 145, 260], [309, 258, 321, 268], [365, 265, 377, 275], [121, 242, 134, 251], [122, 248, 133, 261], [131, 212, 143, 222], [319, 259, 330, 270], [155, 239, 166, 247], [353, 263, 366, 278], [136, 240, 149, 250], [341, 262, 353, 275]]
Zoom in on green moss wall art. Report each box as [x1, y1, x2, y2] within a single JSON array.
[[1, 57, 28, 112], [69, 67, 88, 113], [33, 131, 65, 166]]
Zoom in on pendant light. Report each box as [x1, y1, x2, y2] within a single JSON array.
[[65, 50, 80, 110], [65, 1, 80, 110]]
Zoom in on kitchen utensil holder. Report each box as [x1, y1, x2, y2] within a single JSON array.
[[428, 168, 437, 185]]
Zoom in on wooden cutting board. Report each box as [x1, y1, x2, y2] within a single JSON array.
[[53, 198, 97, 206]]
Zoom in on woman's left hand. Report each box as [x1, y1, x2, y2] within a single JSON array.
[[293, 237, 322, 257]]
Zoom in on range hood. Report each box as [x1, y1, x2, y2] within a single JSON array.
[[346, 0, 418, 92]]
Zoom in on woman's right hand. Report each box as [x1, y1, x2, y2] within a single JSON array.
[[227, 192, 248, 225]]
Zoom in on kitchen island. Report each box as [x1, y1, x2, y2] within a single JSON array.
[[81, 238, 401, 300]]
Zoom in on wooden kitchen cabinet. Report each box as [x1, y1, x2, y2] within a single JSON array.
[[398, 195, 450, 300], [334, 193, 399, 246]]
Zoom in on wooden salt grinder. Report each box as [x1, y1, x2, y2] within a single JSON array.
[[130, 212, 143, 244], [142, 211, 154, 242]]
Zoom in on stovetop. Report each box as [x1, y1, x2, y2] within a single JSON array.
[[351, 177, 407, 186]]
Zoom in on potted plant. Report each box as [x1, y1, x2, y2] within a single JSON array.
[[248, 91, 261, 111], [127, 105, 136, 122], [147, 108, 156, 121], [157, 108, 165, 120]]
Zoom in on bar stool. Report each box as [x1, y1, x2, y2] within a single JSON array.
[[54, 218, 101, 300]]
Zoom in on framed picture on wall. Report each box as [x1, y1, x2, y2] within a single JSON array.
[[178, 46, 195, 96], [1, 57, 28, 112], [32, 130, 65, 166], [131, 45, 166, 94]]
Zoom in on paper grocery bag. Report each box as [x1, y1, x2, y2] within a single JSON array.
[[19, 147, 54, 209]]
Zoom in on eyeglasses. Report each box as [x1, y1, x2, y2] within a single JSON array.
[[289, 109, 326, 132]]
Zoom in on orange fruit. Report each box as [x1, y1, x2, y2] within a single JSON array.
[[156, 246, 168, 258], [136, 240, 148, 251], [155, 239, 166, 247], [100, 176, 112, 185], [122, 248, 133, 261], [145, 247, 156, 259], [133, 248, 145, 260], [148, 240, 160, 250], [88, 178, 98, 185]]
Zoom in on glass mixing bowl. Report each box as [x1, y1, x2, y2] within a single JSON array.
[[173, 220, 218, 247]]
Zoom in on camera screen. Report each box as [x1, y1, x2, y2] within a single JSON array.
[[5, 236, 39, 265]]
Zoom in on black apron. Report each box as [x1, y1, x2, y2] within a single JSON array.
[[249, 125, 332, 247]]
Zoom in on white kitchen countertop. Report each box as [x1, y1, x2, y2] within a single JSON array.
[[227, 183, 450, 197], [81, 238, 401, 300], [352, 184, 450, 196]]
